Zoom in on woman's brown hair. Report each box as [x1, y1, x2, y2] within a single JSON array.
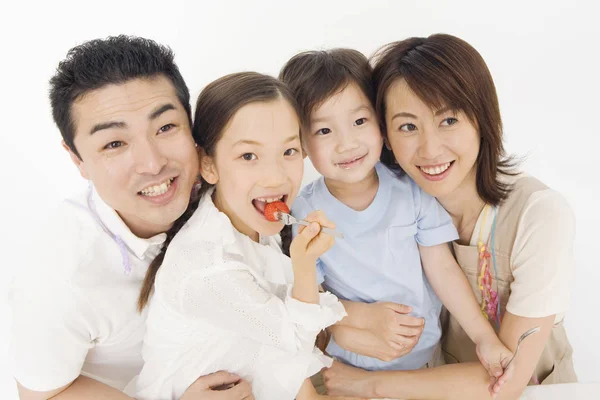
[[371, 34, 516, 205], [138, 72, 300, 312]]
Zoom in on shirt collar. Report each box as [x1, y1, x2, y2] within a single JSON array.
[[90, 186, 167, 260]]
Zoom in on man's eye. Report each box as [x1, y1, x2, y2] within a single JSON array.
[[316, 128, 331, 135], [242, 153, 257, 161], [284, 148, 299, 156], [103, 141, 123, 150], [354, 118, 367, 126], [158, 124, 175, 133]]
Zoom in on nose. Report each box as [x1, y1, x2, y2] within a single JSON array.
[[417, 129, 444, 161], [259, 157, 287, 189], [133, 139, 168, 175], [334, 127, 359, 154]]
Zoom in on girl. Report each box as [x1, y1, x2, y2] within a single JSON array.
[[134, 72, 356, 400], [322, 34, 576, 400]]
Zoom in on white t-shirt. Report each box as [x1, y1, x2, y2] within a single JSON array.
[[471, 174, 575, 322], [9, 185, 165, 392], [136, 190, 346, 400]]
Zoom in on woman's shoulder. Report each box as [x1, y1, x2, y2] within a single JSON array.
[[502, 172, 572, 218], [497, 172, 574, 250]]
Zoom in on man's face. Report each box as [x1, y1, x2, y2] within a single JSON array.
[[68, 76, 199, 238]]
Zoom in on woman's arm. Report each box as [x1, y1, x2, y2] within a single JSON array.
[[324, 312, 555, 400]]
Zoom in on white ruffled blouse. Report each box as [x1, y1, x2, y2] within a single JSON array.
[[136, 190, 346, 400]]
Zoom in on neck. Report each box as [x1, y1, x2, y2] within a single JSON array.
[[212, 189, 259, 242], [437, 169, 485, 244], [325, 167, 379, 211], [119, 213, 169, 239]]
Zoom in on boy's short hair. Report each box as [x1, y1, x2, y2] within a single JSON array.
[[279, 48, 374, 132]]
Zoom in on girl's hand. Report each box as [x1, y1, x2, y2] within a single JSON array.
[[290, 210, 336, 267]]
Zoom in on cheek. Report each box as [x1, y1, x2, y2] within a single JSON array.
[[389, 138, 413, 164]]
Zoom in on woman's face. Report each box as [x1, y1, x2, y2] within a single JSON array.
[[384, 79, 480, 199]]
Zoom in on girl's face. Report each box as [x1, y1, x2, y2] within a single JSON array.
[[200, 98, 304, 241], [384, 79, 480, 199]]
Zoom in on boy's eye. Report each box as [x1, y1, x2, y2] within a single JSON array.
[[242, 153, 257, 161], [284, 148, 299, 156], [316, 128, 331, 135], [158, 123, 176, 133], [103, 141, 124, 150], [441, 117, 458, 126], [399, 123, 417, 133], [354, 118, 367, 126]]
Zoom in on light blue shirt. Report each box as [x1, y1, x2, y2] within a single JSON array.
[[291, 163, 458, 371]]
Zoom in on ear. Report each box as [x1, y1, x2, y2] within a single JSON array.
[[198, 148, 219, 185], [62, 141, 90, 180]]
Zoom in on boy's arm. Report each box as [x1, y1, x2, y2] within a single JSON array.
[[331, 301, 424, 360], [419, 243, 498, 345]]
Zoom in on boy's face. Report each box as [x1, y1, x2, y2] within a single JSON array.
[[67, 76, 199, 238], [302, 82, 383, 185]]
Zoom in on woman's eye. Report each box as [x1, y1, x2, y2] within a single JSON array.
[[354, 118, 367, 126], [284, 148, 299, 156], [441, 117, 458, 126], [399, 123, 417, 133], [158, 123, 175, 133], [103, 141, 124, 150], [316, 128, 331, 135], [242, 153, 257, 161]]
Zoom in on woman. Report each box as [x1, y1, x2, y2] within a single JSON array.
[[322, 33, 576, 400]]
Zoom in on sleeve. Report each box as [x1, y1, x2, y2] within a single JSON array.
[[9, 204, 96, 392], [506, 189, 575, 318], [414, 185, 459, 246], [10, 277, 95, 391], [173, 258, 346, 355]]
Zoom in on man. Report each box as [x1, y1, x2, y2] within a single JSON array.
[[10, 35, 253, 400]]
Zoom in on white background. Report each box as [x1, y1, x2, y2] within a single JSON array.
[[1, 0, 599, 398]]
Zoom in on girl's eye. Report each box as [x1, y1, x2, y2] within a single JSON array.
[[354, 118, 367, 126], [441, 117, 458, 126], [158, 123, 175, 133], [242, 153, 257, 161], [103, 141, 124, 150], [316, 128, 331, 135], [284, 148, 299, 156], [399, 123, 417, 133]]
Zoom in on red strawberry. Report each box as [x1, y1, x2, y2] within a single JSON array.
[[263, 201, 290, 222]]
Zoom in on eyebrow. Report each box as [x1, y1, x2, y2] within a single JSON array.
[[390, 107, 455, 123], [89, 103, 177, 135], [311, 104, 372, 124], [232, 134, 299, 147], [390, 112, 418, 121]]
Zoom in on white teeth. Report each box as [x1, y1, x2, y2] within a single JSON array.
[[419, 162, 452, 175], [140, 178, 174, 197], [255, 196, 284, 203]]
